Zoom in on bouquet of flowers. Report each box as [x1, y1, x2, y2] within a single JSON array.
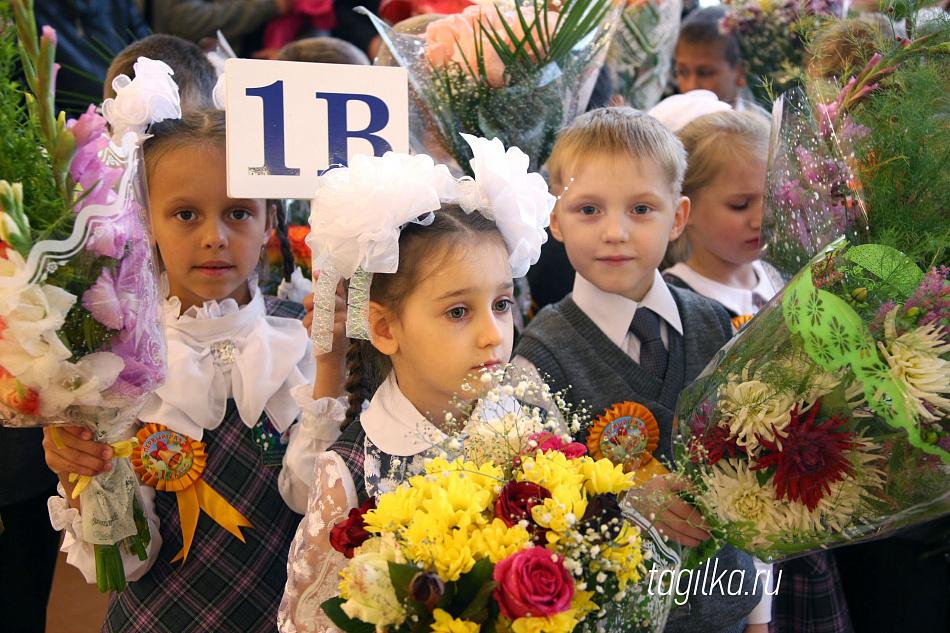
[[362, 0, 621, 176], [720, 0, 843, 105], [321, 368, 681, 633], [605, 0, 681, 109], [1, 0, 172, 591], [673, 18, 950, 563]]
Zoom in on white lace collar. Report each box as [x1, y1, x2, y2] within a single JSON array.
[[138, 283, 315, 440]]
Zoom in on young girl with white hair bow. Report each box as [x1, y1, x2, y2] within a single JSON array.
[[279, 135, 553, 633]]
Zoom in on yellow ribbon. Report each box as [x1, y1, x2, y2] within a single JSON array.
[[131, 423, 254, 566], [49, 428, 138, 499], [169, 480, 254, 564]]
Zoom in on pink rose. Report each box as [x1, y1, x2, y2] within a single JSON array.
[[522, 432, 587, 459], [492, 547, 574, 619], [424, 6, 506, 87]]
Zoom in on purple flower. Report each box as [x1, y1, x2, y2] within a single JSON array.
[[81, 242, 148, 331], [67, 105, 122, 209], [85, 201, 144, 259], [105, 245, 167, 397], [774, 179, 804, 209], [110, 327, 166, 398], [83, 269, 126, 330]]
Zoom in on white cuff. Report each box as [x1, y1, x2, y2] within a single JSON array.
[[745, 558, 773, 624], [279, 387, 347, 513]]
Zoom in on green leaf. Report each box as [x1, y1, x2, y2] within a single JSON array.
[[387, 563, 433, 633], [321, 597, 377, 633], [388, 562, 424, 603], [842, 244, 924, 296], [452, 558, 497, 621], [458, 579, 499, 623], [454, 557, 494, 603]]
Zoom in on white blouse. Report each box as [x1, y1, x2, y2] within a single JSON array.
[[48, 284, 341, 584]]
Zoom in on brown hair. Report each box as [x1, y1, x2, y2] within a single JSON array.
[[105, 35, 217, 114], [143, 110, 295, 281], [547, 107, 688, 197], [276, 37, 371, 65], [341, 205, 506, 429], [665, 109, 769, 264], [677, 6, 742, 68]]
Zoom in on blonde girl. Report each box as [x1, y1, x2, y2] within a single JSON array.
[[663, 109, 780, 319]]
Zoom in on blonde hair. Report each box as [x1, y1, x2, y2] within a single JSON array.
[[666, 109, 769, 264], [805, 17, 889, 80], [547, 107, 688, 197]]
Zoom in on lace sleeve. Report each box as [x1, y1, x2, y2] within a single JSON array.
[[279, 450, 358, 633]]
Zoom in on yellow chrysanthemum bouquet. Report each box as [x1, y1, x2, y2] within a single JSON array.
[[323, 369, 681, 633]]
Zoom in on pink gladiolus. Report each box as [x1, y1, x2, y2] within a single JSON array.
[[67, 105, 122, 209], [41, 25, 57, 45]]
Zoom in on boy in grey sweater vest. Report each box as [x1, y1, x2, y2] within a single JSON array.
[[514, 108, 768, 633]]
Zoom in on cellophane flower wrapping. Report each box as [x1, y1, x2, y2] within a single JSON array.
[[321, 367, 681, 633], [1, 0, 168, 591], [673, 19, 950, 564], [604, 0, 681, 110], [363, 0, 621, 176], [720, 0, 843, 105]]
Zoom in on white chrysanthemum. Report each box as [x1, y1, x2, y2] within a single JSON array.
[[701, 459, 810, 546], [717, 369, 801, 454], [878, 308, 950, 423]]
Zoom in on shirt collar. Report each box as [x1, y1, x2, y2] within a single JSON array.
[[663, 262, 778, 316], [361, 373, 447, 456], [360, 372, 526, 457], [571, 270, 683, 348]]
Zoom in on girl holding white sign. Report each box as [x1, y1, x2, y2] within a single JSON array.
[[279, 136, 554, 633], [43, 109, 347, 633]]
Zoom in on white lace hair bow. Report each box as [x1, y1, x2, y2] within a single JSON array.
[[306, 134, 554, 355], [102, 57, 182, 141]]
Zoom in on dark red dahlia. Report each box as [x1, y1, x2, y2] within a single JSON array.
[[687, 405, 743, 465], [751, 400, 856, 511]]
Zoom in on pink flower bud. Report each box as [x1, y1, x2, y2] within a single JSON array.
[[41, 25, 57, 45]]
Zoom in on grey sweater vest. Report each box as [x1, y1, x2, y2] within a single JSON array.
[[515, 284, 760, 633]]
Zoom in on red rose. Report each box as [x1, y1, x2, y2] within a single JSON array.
[[492, 547, 574, 619], [495, 481, 551, 542], [329, 498, 375, 559]]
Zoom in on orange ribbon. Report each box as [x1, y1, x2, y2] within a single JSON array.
[[132, 423, 253, 564], [587, 402, 669, 486]]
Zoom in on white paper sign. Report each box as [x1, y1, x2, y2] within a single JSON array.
[[224, 58, 409, 199]]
